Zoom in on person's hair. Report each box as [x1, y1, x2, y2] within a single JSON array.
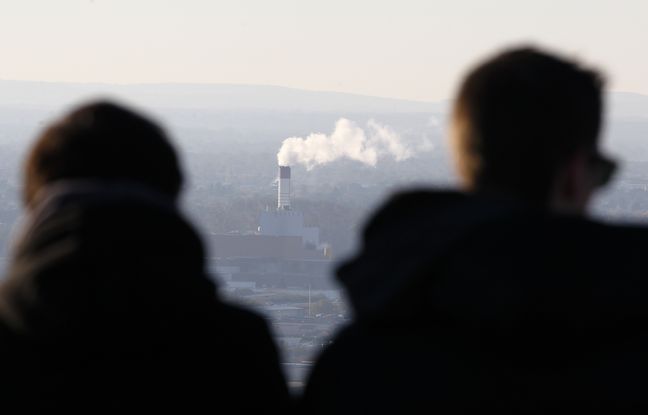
[[451, 46, 606, 203], [24, 101, 183, 207]]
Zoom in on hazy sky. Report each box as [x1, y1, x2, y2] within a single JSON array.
[[1, 0, 646, 101]]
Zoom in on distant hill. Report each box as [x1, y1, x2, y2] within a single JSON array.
[[2, 79, 647, 119], [608, 92, 648, 120], [0, 80, 443, 114]]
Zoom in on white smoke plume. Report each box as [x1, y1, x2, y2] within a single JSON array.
[[277, 118, 432, 169]]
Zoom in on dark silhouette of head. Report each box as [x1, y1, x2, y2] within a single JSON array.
[[451, 46, 614, 213], [24, 101, 183, 208]]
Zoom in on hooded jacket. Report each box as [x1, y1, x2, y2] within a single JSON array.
[[0, 181, 289, 414], [302, 190, 648, 414]]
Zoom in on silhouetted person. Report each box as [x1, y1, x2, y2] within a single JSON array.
[[302, 47, 648, 413], [0, 102, 289, 413]]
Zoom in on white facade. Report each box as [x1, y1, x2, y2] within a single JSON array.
[[260, 165, 321, 248], [259, 210, 320, 247]]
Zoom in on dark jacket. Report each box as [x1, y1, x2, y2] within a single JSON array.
[[0, 182, 289, 413], [302, 190, 648, 414]]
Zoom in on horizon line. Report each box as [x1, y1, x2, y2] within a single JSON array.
[[0, 78, 645, 106], [0, 78, 442, 105]]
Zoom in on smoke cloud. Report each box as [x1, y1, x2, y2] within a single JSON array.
[[277, 118, 432, 169]]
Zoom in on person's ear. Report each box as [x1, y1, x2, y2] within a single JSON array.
[[551, 149, 591, 214], [565, 150, 590, 198]]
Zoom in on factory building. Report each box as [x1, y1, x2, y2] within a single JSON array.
[[209, 165, 331, 289], [259, 166, 320, 248]]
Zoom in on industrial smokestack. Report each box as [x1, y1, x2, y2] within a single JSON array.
[[278, 165, 291, 210]]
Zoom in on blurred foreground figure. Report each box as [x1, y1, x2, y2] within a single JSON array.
[[303, 47, 648, 413], [0, 103, 289, 413]]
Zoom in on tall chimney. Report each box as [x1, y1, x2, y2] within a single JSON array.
[[278, 165, 291, 210]]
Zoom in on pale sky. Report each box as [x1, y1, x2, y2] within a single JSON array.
[[0, 0, 646, 101]]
